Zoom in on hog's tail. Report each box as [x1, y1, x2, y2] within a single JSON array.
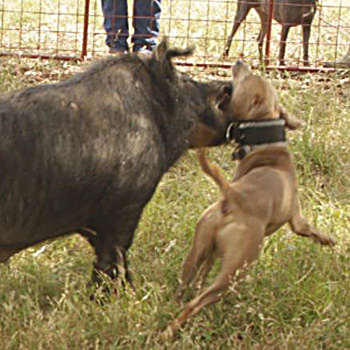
[[197, 149, 232, 199]]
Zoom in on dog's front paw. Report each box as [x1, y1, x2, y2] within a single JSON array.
[[319, 234, 337, 246]]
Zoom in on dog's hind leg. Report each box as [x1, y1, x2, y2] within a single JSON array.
[[289, 210, 336, 246], [176, 246, 215, 302], [170, 270, 233, 337], [193, 253, 216, 291], [168, 253, 257, 337], [223, 2, 253, 57], [175, 214, 216, 301], [167, 223, 264, 338]]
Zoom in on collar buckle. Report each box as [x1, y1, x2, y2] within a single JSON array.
[[232, 145, 251, 160]]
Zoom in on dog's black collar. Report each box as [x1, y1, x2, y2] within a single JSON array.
[[226, 119, 286, 160]]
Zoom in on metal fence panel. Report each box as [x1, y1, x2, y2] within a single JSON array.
[[0, 0, 349, 70]]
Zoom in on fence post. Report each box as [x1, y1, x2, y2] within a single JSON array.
[[82, 0, 91, 60], [265, 0, 275, 66]]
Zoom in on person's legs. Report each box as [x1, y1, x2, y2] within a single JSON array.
[[132, 0, 161, 52], [101, 0, 129, 52]]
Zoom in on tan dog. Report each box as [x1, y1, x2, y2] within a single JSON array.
[[164, 62, 336, 338]]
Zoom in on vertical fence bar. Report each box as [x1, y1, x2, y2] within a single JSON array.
[[265, 0, 275, 66], [0, 0, 5, 50], [19, 0, 25, 52], [334, 0, 343, 62], [81, 0, 90, 59], [315, 0, 322, 66], [186, 0, 192, 49], [91, 0, 98, 56], [38, 0, 42, 55], [56, 0, 61, 55], [75, 0, 81, 54]]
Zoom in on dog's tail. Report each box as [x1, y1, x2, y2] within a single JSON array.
[[197, 149, 233, 199]]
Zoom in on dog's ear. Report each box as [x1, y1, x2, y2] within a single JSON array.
[[279, 107, 303, 130], [216, 83, 233, 112], [246, 93, 272, 120]]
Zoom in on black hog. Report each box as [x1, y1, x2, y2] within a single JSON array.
[[0, 40, 233, 291]]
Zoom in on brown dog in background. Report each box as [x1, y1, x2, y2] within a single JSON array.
[[164, 61, 336, 338]]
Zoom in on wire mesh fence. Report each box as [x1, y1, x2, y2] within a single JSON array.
[[0, 0, 349, 70], [0, 0, 88, 59]]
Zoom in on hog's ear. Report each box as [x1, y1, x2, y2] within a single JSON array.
[[155, 38, 194, 81], [154, 38, 169, 61], [154, 38, 177, 80], [216, 83, 233, 112], [280, 107, 303, 130]]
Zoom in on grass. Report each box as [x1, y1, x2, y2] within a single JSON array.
[[0, 54, 349, 350], [1, 0, 350, 347]]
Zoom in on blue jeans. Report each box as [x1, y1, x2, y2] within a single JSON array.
[[101, 0, 161, 51]]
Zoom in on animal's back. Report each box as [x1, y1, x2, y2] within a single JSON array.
[[0, 58, 167, 246], [274, 0, 316, 25]]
